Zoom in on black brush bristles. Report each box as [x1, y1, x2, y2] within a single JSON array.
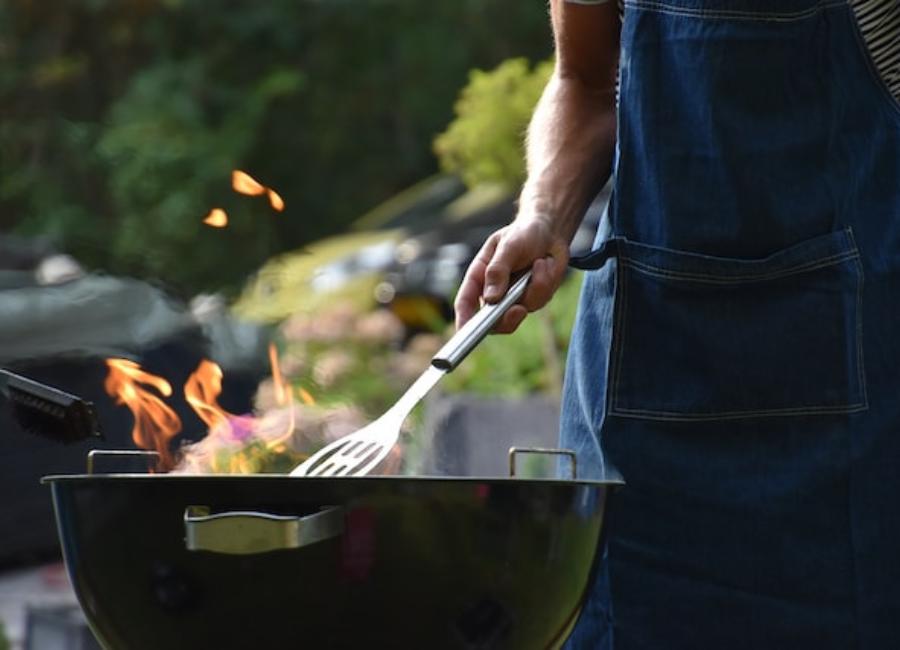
[[2, 370, 102, 444]]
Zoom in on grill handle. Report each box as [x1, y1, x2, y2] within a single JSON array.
[[184, 506, 344, 555], [509, 447, 577, 480]]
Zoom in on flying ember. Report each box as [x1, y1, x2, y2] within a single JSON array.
[[267, 189, 285, 212], [203, 208, 229, 228], [232, 169, 286, 211], [231, 170, 266, 196]]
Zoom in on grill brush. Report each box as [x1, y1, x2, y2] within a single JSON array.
[[1, 369, 102, 443]]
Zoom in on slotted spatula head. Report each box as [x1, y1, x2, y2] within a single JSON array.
[[289, 419, 396, 477], [290, 365, 443, 477]]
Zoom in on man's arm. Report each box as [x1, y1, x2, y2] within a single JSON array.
[[454, 0, 620, 332]]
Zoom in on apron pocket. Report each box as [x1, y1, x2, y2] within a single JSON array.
[[608, 228, 867, 420]]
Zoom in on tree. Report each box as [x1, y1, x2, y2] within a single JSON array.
[[1, 1, 552, 296]]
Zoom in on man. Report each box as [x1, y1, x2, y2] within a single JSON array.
[[455, 0, 900, 647]]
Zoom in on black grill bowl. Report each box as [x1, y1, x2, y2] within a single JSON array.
[[43, 474, 620, 650]]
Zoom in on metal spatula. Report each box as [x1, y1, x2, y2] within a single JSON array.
[[290, 271, 532, 478]]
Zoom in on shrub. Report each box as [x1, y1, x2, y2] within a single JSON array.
[[434, 58, 553, 190]]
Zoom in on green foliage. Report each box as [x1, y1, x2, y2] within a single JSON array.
[[202, 438, 305, 475], [1, 1, 552, 296], [94, 63, 302, 291], [434, 58, 553, 190], [0, 620, 8, 650]]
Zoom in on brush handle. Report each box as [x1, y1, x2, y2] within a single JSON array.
[[2, 369, 79, 406], [431, 270, 532, 372]]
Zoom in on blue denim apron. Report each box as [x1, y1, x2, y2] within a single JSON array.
[[559, 1, 900, 648]]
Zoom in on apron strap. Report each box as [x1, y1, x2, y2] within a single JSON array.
[[569, 238, 619, 270]]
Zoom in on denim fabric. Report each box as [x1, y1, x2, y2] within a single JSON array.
[[560, 0, 900, 648]]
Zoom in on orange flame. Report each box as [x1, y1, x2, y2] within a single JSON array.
[[266, 343, 295, 448], [184, 360, 237, 432], [267, 189, 285, 212], [104, 359, 181, 470], [106, 346, 314, 474], [298, 386, 316, 406], [232, 170, 266, 196], [269, 344, 289, 405], [232, 169, 285, 212], [203, 208, 228, 228]]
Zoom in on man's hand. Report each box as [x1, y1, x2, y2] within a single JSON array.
[[454, 214, 570, 333], [454, 0, 619, 335]]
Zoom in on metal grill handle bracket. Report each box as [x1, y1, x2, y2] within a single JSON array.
[[508, 447, 577, 480], [184, 506, 345, 555], [87, 449, 160, 475]]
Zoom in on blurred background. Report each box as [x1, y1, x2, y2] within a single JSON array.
[[0, 2, 609, 647]]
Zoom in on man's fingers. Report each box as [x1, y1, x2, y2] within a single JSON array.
[[456, 222, 569, 332], [520, 248, 570, 312], [454, 234, 500, 328], [483, 259, 512, 303], [483, 234, 537, 302], [521, 257, 552, 312], [493, 305, 528, 334], [454, 263, 484, 328]]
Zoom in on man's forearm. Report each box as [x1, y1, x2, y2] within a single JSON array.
[[519, 73, 617, 243], [519, 0, 620, 243], [453, 0, 620, 331]]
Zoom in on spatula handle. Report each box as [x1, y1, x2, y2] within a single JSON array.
[[431, 270, 532, 372]]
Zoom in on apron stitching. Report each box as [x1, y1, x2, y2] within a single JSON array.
[[610, 258, 629, 417], [610, 402, 869, 419], [609, 227, 867, 420], [843, 227, 868, 410], [624, 0, 848, 22], [852, 252, 869, 410], [620, 250, 859, 283]]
